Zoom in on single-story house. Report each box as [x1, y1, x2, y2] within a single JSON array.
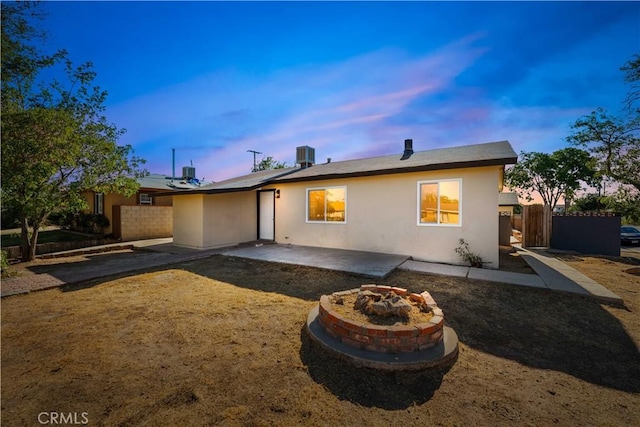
[[83, 174, 176, 235], [166, 140, 517, 268], [498, 192, 520, 216]]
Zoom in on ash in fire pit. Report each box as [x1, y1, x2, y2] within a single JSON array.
[[353, 290, 416, 320]]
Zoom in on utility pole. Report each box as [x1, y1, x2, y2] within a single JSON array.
[[247, 150, 262, 172]]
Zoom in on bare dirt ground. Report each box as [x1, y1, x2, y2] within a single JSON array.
[[2, 249, 639, 426]]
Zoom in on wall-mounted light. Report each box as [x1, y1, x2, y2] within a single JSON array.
[[275, 189, 281, 199]]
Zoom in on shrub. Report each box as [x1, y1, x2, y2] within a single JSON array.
[[57, 212, 110, 234], [1, 250, 15, 279], [454, 238, 483, 268]]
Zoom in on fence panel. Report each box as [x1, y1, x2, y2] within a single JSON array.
[[522, 204, 551, 248], [551, 212, 620, 256]]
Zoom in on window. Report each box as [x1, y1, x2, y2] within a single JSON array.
[[417, 179, 461, 226], [307, 187, 346, 223], [139, 193, 153, 205], [94, 192, 104, 215]]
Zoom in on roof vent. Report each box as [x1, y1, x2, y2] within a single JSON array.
[[400, 139, 414, 160], [296, 146, 315, 168]]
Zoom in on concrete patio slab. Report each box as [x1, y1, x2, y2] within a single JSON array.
[[222, 244, 409, 278]]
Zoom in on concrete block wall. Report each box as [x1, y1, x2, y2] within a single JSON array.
[[118, 205, 173, 241]]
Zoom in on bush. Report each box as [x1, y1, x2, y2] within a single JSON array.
[[1, 250, 15, 279], [454, 238, 483, 268], [57, 212, 110, 234]]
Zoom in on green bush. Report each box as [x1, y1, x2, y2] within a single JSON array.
[[57, 212, 110, 234], [80, 213, 110, 234], [1, 250, 14, 279]]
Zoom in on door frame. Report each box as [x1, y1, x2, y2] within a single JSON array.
[[257, 189, 276, 241]]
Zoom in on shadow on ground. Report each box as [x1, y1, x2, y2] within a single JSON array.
[[61, 254, 640, 394], [298, 325, 453, 409]]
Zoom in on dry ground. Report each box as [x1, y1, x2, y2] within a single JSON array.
[[1, 250, 639, 426]]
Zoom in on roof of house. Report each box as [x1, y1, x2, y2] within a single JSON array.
[[162, 140, 517, 196], [195, 167, 298, 192], [498, 192, 520, 206], [138, 174, 176, 190]]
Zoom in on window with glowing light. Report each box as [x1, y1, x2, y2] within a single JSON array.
[[417, 179, 461, 226], [307, 187, 346, 223]]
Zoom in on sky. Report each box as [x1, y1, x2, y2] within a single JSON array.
[[35, 1, 640, 183]]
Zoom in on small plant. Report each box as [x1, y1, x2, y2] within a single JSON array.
[[1, 250, 16, 279], [454, 238, 483, 268]]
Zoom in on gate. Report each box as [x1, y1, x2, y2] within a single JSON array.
[[522, 204, 551, 248]]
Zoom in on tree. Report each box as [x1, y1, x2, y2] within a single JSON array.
[[504, 148, 597, 211], [252, 156, 288, 172], [1, 2, 145, 261], [570, 193, 609, 212], [567, 107, 640, 192], [621, 54, 640, 111], [567, 55, 640, 193]]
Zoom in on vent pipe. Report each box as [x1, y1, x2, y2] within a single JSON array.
[[401, 139, 414, 160]]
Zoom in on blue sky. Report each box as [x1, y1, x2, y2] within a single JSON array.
[[38, 1, 639, 182]]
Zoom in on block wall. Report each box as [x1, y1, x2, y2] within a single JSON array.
[[116, 205, 173, 241]]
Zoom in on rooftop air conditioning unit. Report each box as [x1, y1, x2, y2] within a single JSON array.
[[182, 166, 196, 179], [296, 146, 315, 168]]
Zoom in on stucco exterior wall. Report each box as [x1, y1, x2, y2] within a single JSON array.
[[172, 194, 204, 248], [173, 192, 257, 249], [202, 192, 258, 248], [265, 166, 501, 267]]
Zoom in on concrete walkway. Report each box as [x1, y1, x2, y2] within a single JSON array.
[[0, 239, 623, 305], [398, 246, 622, 304]]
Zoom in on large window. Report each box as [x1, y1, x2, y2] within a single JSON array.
[[307, 187, 346, 223], [417, 179, 461, 226]]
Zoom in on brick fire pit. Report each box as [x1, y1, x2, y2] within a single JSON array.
[[306, 285, 459, 371]]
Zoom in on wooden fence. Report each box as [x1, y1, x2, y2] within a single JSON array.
[[522, 204, 551, 248]]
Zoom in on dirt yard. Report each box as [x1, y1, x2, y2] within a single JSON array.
[[2, 251, 639, 426]]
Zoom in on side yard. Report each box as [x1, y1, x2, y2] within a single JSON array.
[[1, 252, 638, 426]]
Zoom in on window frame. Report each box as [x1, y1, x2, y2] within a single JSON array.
[[94, 192, 104, 215], [416, 179, 462, 227], [305, 186, 347, 224], [139, 193, 153, 205]]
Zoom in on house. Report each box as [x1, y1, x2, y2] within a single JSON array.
[[83, 174, 176, 235], [167, 140, 517, 268], [498, 192, 520, 216]]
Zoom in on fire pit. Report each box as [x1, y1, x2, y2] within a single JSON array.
[[306, 285, 458, 370]]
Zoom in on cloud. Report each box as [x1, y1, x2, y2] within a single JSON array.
[[106, 34, 490, 180]]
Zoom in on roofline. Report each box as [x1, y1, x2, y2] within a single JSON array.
[[273, 157, 517, 185], [159, 151, 517, 197], [154, 167, 300, 196]]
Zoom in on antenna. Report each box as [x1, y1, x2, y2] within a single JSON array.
[[247, 149, 262, 172]]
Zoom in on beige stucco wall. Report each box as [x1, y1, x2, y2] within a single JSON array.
[[118, 205, 172, 241], [173, 192, 257, 249], [202, 192, 257, 248], [264, 166, 502, 268], [172, 194, 204, 248], [499, 206, 514, 216]]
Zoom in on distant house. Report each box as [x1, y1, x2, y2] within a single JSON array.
[[83, 174, 176, 235], [166, 140, 517, 268], [498, 192, 520, 216]]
